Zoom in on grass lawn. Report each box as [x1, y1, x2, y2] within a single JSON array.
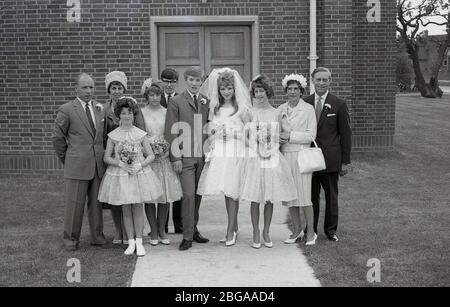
[[300, 95, 450, 287], [0, 95, 449, 287], [0, 178, 135, 287]]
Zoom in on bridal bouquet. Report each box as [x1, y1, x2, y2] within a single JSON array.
[[118, 141, 139, 165], [148, 135, 169, 160], [211, 122, 228, 141], [255, 122, 273, 159]]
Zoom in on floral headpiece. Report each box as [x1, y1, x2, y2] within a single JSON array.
[[141, 78, 154, 96], [282, 74, 307, 89], [119, 96, 138, 105]]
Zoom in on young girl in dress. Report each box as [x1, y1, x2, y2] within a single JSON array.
[[197, 68, 252, 246], [240, 75, 298, 248], [98, 97, 163, 257], [141, 79, 183, 246]]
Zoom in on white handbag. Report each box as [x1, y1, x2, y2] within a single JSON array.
[[297, 135, 326, 174]]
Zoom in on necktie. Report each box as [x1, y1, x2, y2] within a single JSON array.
[[167, 94, 171, 102], [193, 95, 198, 111], [315, 96, 323, 122], [85, 103, 96, 136]]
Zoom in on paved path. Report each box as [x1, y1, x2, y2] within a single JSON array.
[[131, 196, 320, 287]]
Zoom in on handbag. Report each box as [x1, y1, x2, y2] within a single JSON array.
[[297, 135, 326, 174]]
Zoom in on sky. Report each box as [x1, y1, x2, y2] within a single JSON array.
[[403, 0, 448, 35]]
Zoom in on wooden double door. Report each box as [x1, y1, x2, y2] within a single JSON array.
[[158, 25, 252, 92]]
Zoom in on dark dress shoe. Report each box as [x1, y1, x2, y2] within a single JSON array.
[[179, 240, 192, 251], [193, 232, 209, 243], [327, 234, 339, 242]]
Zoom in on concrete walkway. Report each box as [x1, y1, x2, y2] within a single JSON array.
[[131, 196, 321, 287]]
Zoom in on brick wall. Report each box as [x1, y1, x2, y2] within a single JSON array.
[[0, 0, 396, 176]]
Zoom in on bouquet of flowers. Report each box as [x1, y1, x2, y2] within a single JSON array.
[[211, 122, 227, 141], [255, 122, 273, 159], [149, 135, 169, 160], [117, 141, 139, 165]]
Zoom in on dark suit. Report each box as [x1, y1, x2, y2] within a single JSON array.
[[304, 93, 352, 236], [160, 92, 183, 232], [164, 91, 210, 241], [52, 98, 107, 247]]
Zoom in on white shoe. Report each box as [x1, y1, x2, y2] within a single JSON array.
[[284, 231, 305, 244], [305, 233, 318, 246], [252, 242, 262, 249], [124, 239, 136, 255], [135, 238, 146, 257], [149, 239, 159, 246], [225, 232, 237, 247], [159, 238, 170, 245], [220, 229, 239, 243], [263, 241, 273, 248]]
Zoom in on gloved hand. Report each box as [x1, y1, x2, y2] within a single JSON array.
[[118, 161, 134, 174]]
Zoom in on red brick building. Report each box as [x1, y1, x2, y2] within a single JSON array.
[[0, 0, 396, 176]]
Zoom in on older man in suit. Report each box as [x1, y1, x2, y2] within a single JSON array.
[[165, 66, 210, 251], [160, 68, 183, 234], [53, 73, 107, 251], [304, 67, 352, 242]]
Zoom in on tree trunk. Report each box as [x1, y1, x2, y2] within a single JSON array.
[[407, 41, 435, 97]]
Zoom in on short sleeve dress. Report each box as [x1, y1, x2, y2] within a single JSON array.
[[98, 126, 163, 206]]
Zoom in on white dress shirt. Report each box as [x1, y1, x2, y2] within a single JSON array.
[[77, 97, 96, 129]]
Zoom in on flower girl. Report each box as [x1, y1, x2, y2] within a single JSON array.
[[98, 97, 163, 257]]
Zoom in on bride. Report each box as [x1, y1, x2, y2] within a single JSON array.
[[197, 68, 252, 247]]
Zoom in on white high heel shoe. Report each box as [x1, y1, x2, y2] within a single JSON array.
[[159, 237, 171, 245], [305, 233, 318, 246], [124, 239, 136, 255], [135, 238, 146, 257], [284, 231, 305, 244], [225, 232, 237, 247], [220, 229, 239, 243]]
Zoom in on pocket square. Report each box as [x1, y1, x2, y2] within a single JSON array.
[[327, 113, 336, 117]]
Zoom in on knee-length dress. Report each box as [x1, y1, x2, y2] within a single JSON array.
[[240, 107, 298, 204], [142, 106, 183, 204], [98, 126, 163, 206], [278, 100, 317, 207], [197, 106, 247, 200]]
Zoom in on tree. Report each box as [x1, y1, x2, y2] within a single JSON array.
[[397, 0, 450, 98]]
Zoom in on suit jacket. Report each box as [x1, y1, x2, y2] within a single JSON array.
[[164, 90, 210, 162], [160, 92, 178, 109], [304, 93, 352, 173], [52, 99, 106, 180], [103, 99, 146, 148]]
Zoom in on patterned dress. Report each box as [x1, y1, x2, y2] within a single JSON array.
[[98, 126, 163, 206]]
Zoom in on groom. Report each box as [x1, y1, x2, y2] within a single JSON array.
[[52, 73, 107, 251], [165, 67, 210, 251]]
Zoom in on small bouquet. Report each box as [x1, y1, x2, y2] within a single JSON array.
[[211, 122, 227, 141], [149, 135, 169, 160], [117, 141, 139, 165], [255, 122, 273, 159]]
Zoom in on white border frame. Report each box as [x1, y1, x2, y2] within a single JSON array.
[[150, 16, 260, 80]]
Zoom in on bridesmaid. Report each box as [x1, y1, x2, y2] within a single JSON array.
[[240, 74, 297, 248], [141, 79, 183, 246], [278, 74, 317, 245], [103, 71, 146, 245]]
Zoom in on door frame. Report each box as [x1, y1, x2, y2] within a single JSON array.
[[150, 16, 260, 81]]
